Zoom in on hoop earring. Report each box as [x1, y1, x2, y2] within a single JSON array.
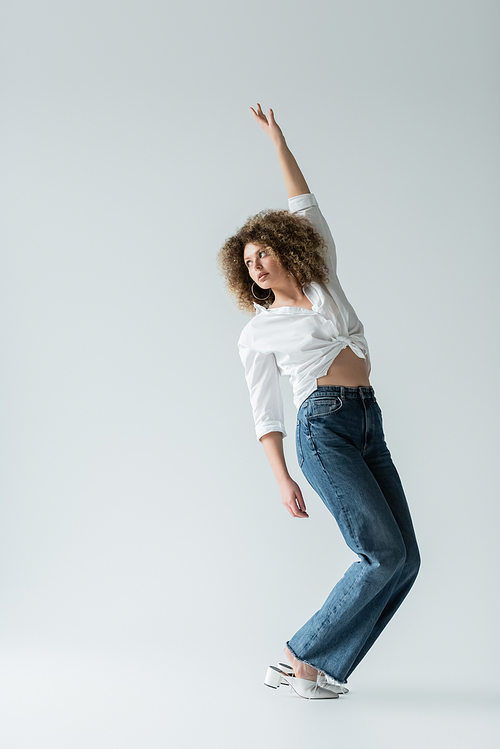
[[251, 281, 271, 300]]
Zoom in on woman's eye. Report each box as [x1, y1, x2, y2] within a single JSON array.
[[246, 251, 266, 266]]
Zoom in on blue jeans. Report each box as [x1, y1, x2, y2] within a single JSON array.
[[287, 385, 420, 684]]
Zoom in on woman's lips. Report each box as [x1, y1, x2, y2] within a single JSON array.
[[258, 273, 269, 281]]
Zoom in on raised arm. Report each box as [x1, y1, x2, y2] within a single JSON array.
[[250, 103, 310, 199], [251, 103, 340, 286]]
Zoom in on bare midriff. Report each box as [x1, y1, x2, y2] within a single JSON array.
[[268, 297, 371, 388], [317, 346, 371, 388]]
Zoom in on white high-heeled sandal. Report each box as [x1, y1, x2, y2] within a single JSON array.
[[281, 654, 349, 695], [316, 673, 349, 694], [277, 662, 294, 677], [264, 665, 339, 700]]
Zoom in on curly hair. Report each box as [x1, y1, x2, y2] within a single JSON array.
[[217, 208, 330, 315]]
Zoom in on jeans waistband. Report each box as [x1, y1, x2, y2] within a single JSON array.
[[309, 385, 376, 400]]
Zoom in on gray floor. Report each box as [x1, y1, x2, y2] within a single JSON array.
[[1, 645, 498, 749]]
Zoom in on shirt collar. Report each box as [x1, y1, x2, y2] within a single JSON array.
[[253, 282, 322, 314]]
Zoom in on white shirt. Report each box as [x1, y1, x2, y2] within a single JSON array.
[[237, 193, 371, 442]]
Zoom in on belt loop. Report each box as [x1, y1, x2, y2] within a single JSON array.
[[359, 387, 365, 401], [340, 385, 345, 399]]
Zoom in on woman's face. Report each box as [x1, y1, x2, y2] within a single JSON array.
[[243, 243, 284, 290]]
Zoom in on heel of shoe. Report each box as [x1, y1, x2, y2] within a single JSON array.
[[264, 665, 283, 689]]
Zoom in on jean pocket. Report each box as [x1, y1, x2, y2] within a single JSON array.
[[296, 420, 305, 468], [307, 395, 344, 420]]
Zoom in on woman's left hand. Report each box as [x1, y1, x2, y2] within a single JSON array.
[[279, 477, 309, 519], [250, 103, 286, 147]]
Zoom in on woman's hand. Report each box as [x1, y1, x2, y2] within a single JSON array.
[[279, 477, 309, 518], [250, 103, 286, 147], [249, 103, 310, 198]]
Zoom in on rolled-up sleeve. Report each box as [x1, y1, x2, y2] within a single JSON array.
[[288, 193, 338, 281], [238, 342, 287, 441]]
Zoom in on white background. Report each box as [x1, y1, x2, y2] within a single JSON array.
[[1, 0, 499, 746]]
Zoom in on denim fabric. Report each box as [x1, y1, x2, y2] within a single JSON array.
[[287, 385, 420, 684]]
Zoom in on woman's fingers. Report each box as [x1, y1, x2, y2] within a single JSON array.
[[250, 109, 266, 124], [250, 103, 269, 125], [295, 488, 308, 516], [250, 104, 284, 146], [286, 487, 309, 518], [280, 479, 309, 518], [294, 497, 309, 518]]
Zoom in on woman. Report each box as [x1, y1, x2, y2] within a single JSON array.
[[217, 104, 420, 700]]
